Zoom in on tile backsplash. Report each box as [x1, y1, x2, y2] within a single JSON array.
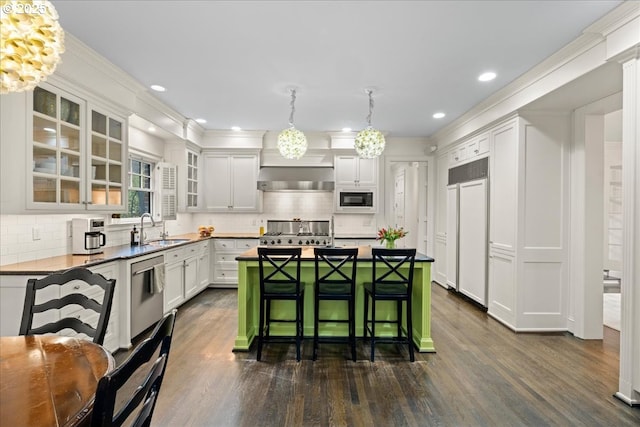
[[0, 192, 379, 266]]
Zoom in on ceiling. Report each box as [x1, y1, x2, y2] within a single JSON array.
[[52, 1, 623, 138]]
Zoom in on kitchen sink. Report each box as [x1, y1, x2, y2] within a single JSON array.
[[145, 238, 191, 247]]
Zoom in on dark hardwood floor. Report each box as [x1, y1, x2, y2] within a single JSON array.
[[116, 284, 639, 426]]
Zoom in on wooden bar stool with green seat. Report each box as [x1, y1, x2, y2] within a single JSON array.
[[363, 248, 416, 362], [313, 247, 358, 361], [257, 247, 304, 362]]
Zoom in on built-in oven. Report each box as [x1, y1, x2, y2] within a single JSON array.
[[337, 189, 375, 212]]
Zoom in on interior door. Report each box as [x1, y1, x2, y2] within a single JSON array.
[[458, 178, 488, 306]]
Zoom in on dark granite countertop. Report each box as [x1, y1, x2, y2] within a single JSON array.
[[236, 246, 434, 262]]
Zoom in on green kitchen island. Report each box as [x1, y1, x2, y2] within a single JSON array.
[[233, 246, 436, 353]]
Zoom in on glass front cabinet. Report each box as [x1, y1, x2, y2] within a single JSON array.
[[28, 83, 127, 211]]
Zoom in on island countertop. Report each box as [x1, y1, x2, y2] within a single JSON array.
[[235, 245, 434, 262]]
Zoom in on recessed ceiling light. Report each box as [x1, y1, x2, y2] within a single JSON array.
[[150, 84, 166, 92], [341, 127, 352, 132], [43, 127, 56, 133], [148, 126, 156, 132], [195, 118, 207, 124], [432, 112, 445, 119], [478, 72, 496, 82], [231, 126, 242, 131]]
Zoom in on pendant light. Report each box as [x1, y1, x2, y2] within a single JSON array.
[[354, 89, 385, 159], [0, 0, 66, 94], [277, 89, 307, 159]]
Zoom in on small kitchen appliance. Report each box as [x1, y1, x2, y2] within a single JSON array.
[[260, 219, 332, 246], [72, 218, 106, 255]]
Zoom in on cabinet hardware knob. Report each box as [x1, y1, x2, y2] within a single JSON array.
[[73, 285, 80, 290]]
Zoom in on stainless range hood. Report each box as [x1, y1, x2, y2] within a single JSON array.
[[257, 167, 335, 192]]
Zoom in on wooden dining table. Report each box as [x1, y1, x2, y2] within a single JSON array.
[[0, 335, 115, 427]]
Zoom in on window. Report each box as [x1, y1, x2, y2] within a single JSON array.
[[128, 157, 154, 217]]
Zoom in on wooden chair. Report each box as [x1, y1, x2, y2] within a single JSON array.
[[257, 247, 304, 361], [313, 247, 358, 361], [19, 267, 116, 345], [91, 309, 177, 427], [363, 248, 416, 362]]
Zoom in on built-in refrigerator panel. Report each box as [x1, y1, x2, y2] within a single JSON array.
[[458, 178, 488, 306], [446, 184, 459, 290]]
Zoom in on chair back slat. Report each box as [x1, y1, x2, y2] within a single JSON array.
[[314, 248, 358, 291], [371, 248, 416, 294], [19, 267, 116, 345], [91, 310, 177, 427], [258, 247, 302, 294]]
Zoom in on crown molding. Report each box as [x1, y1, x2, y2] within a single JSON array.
[[430, 2, 639, 149]]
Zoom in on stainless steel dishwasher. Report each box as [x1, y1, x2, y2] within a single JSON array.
[[131, 255, 165, 338]]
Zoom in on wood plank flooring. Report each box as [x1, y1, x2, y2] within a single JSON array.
[[116, 284, 640, 426]]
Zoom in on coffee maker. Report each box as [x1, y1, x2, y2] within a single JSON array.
[[72, 218, 106, 255]]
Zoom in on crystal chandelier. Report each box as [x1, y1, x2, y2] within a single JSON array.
[[0, 0, 65, 94], [277, 89, 307, 159], [354, 89, 385, 159]]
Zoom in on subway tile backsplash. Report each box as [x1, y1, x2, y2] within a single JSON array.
[[0, 192, 378, 265]]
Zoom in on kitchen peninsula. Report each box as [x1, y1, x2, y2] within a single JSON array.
[[233, 245, 435, 353]]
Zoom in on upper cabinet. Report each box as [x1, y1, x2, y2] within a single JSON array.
[[186, 150, 199, 209], [202, 152, 262, 212], [334, 155, 378, 187], [27, 83, 126, 211], [448, 132, 489, 167]]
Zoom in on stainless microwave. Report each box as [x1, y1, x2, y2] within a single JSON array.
[[337, 189, 375, 211]]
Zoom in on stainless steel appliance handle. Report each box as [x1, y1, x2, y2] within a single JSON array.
[[132, 266, 155, 276]]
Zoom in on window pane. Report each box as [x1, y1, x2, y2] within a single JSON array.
[[128, 190, 151, 216], [92, 111, 107, 134], [109, 118, 122, 140], [131, 175, 140, 188], [143, 163, 151, 176], [142, 177, 151, 189], [131, 159, 141, 174], [34, 87, 56, 117]]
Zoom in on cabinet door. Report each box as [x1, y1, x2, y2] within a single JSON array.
[[183, 256, 199, 300], [490, 120, 518, 252], [230, 155, 259, 210], [164, 261, 184, 312], [335, 156, 358, 185], [356, 158, 377, 186], [28, 84, 86, 209], [87, 107, 126, 211], [203, 154, 232, 210], [197, 249, 210, 290], [446, 184, 458, 289]]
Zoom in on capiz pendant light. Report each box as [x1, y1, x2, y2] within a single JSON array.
[[0, 0, 66, 94], [354, 89, 385, 159], [277, 89, 307, 159]]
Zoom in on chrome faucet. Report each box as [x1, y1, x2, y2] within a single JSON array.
[[140, 213, 155, 246]]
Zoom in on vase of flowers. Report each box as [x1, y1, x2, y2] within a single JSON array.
[[377, 226, 408, 249]]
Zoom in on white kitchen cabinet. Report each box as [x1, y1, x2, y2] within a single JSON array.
[[197, 240, 210, 291], [448, 132, 489, 168], [445, 184, 458, 290], [163, 242, 204, 312], [27, 83, 126, 211], [0, 261, 121, 353], [164, 142, 200, 212], [202, 152, 262, 212], [334, 155, 378, 187], [211, 238, 259, 287]]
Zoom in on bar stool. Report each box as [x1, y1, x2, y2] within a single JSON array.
[[256, 247, 304, 362], [363, 248, 416, 362], [313, 247, 358, 361]]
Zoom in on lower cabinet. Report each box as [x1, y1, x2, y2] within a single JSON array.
[[334, 238, 381, 247], [0, 261, 121, 353], [163, 241, 208, 313], [211, 238, 259, 287]]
